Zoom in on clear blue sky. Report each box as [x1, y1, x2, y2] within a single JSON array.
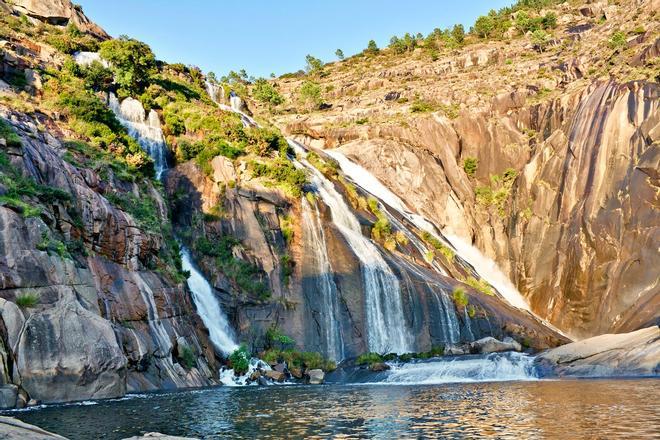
[[76, 0, 513, 78]]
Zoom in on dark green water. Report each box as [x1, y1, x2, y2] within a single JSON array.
[[9, 379, 660, 439]]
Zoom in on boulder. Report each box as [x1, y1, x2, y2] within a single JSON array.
[[0, 416, 66, 439], [289, 368, 303, 379], [536, 327, 660, 378], [264, 370, 286, 382], [444, 344, 468, 356], [306, 369, 325, 384], [273, 362, 286, 373], [470, 337, 522, 354], [369, 362, 391, 372], [0, 385, 17, 409], [10, 0, 109, 38], [384, 91, 401, 101]]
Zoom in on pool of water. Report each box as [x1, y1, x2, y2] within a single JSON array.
[[8, 379, 660, 439]]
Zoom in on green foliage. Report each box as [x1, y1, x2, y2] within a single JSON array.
[[305, 54, 324, 75], [99, 36, 157, 96], [609, 31, 627, 50], [364, 39, 379, 55], [265, 326, 296, 350], [298, 80, 323, 111], [195, 141, 243, 175], [46, 24, 99, 54], [229, 344, 251, 375], [0, 118, 22, 148], [179, 345, 196, 369], [279, 215, 294, 244], [335, 49, 345, 60], [452, 287, 469, 308], [105, 190, 160, 232], [79, 61, 114, 92], [410, 98, 437, 113], [262, 349, 336, 372], [306, 152, 339, 178], [420, 231, 454, 262], [195, 236, 270, 299], [465, 276, 495, 296], [463, 157, 478, 178], [473, 14, 497, 38], [389, 33, 417, 54], [249, 159, 307, 198], [531, 30, 551, 52], [37, 232, 71, 259], [475, 169, 518, 216], [356, 352, 384, 366], [15, 291, 39, 308], [252, 78, 284, 107]]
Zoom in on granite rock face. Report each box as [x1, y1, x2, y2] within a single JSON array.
[[7, 0, 109, 38], [536, 326, 660, 377]]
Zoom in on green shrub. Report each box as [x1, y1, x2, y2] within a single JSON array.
[[79, 61, 113, 92], [15, 291, 39, 308], [364, 39, 379, 55], [0, 119, 22, 148], [465, 276, 494, 296], [249, 159, 307, 197], [609, 31, 627, 50], [356, 352, 384, 366], [410, 99, 437, 113], [99, 36, 157, 96], [46, 24, 99, 54], [452, 287, 469, 308], [531, 30, 551, 52], [229, 344, 251, 375], [420, 231, 454, 262], [252, 78, 284, 107], [262, 349, 335, 372], [180, 345, 196, 369], [463, 157, 478, 177], [265, 326, 296, 350], [106, 191, 160, 232], [194, 141, 243, 174], [196, 236, 270, 299], [299, 80, 322, 111]]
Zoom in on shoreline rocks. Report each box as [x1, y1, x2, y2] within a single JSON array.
[[536, 326, 660, 378]]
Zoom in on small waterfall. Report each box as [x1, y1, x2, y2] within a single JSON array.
[[299, 155, 413, 354], [106, 93, 239, 358], [181, 247, 238, 355], [205, 80, 224, 105], [444, 234, 531, 312], [108, 93, 168, 178], [325, 150, 537, 316], [301, 197, 344, 361], [229, 91, 242, 112], [435, 290, 461, 344], [73, 51, 109, 67], [374, 352, 538, 385]]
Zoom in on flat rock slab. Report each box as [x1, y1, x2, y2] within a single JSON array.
[[536, 326, 660, 377], [0, 416, 67, 439]]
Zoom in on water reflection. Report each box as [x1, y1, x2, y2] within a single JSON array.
[[9, 380, 660, 439]]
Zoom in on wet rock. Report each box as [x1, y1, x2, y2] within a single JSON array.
[[273, 362, 286, 373], [249, 371, 261, 381], [306, 369, 325, 384], [289, 368, 303, 379], [0, 385, 17, 409], [0, 416, 66, 439], [470, 337, 522, 354], [536, 327, 660, 378], [444, 344, 469, 356], [264, 370, 286, 382], [369, 362, 391, 372], [257, 376, 269, 386]]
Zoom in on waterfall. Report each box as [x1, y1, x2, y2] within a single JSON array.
[[299, 154, 413, 354], [325, 150, 535, 314], [106, 92, 239, 357], [301, 197, 344, 361], [435, 290, 461, 343], [181, 247, 238, 355], [444, 234, 531, 312], [108, 93, 168, 178], [229, 92, 242, 112], [205, 80, 224, 105], [362, 352, 538, 385]]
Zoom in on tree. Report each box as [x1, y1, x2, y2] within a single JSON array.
[[207, 71, 218, 84], [298, 80, 322, 111], [305, 54, 324, 75], [531, 30, 551, 52], [335, 48, 345, 60], [365, 40, 379, 55], [80, 60, 113, 92], [99, 36, 157, 96], [473, 15, 496, 38], [252, 78, 284, 107], [451, 24, 465, 44]]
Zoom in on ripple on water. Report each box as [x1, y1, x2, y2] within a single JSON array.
[[6, 379, 660, 439]]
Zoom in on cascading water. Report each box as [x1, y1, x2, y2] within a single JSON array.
[[301, 197, 344, 361], [296, 149, 413, 354], [356, 352, 538, 385], [180, 247, 238, 355], [105, 90, 239, 361], [108, 93, 168, 178], [325, 150, 535, 314]]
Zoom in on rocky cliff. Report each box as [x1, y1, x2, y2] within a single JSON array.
[[265, 0, 659, 339]]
